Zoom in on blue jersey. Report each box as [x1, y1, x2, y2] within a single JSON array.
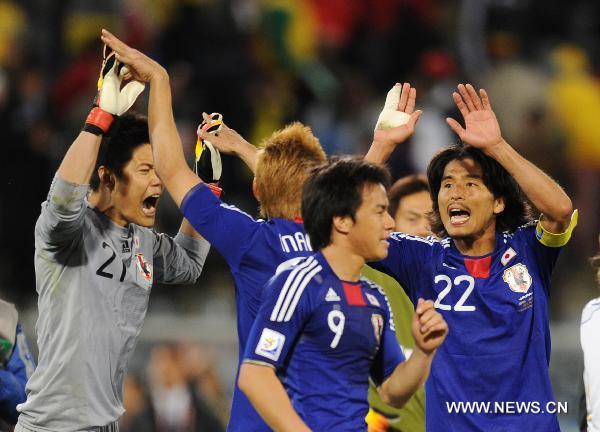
[[181, 184, 313, 432], [1, 323, 35, 425], [371, 218, 576, 432], [244, 252, 405, 432]]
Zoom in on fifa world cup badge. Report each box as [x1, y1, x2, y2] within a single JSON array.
[[503, 263, 532, 293]]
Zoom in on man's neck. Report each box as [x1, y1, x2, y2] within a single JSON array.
[[321, 245, 365, 282], [453, 226, 497, 256], [88, 191, 128, 227]]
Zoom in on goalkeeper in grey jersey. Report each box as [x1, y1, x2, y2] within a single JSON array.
[[15, 46, 212, 432]]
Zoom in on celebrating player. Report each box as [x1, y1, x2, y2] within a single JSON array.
[[364, 175, 432, 432], [239, 157, 448, 431], [367, 84, 576, 431], [15, 45, 211, 432], [100, 29, 327, 431]]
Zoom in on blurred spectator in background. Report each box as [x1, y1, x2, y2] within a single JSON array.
[[581, 235, 600, 432], [0, 299, 35, 431], [120, 374, 156, 432], [548, 45, 600, 257], [179, 343, 230, 426], [147, 344, 225, 432]]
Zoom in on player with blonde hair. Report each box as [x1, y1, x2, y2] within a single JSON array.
[[100, 29, 326, 431]]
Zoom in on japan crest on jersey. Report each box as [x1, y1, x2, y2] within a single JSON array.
[[371, 314, 384, 344], [503, 263, 532, 293], [135, 253, 153, 283]]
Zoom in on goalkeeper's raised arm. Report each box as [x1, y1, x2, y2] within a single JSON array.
[[101, 29, 202, 207]]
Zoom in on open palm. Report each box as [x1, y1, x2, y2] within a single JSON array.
[[447, 84, 503, 150], [372, 82, 422, 149]]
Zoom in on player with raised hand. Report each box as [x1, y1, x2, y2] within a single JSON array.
[[15, 43, 211, 432], [100, 29, 327, 431], [239, 157, 448, 431], [366, 84, 576, 431], [366, 82, 422, 164]]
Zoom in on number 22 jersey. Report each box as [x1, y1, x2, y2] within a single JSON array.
[[371, 215, 577, 432]]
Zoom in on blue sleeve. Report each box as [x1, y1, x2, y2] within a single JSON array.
[[180, 183, 258, 267], [243, 259, 319, 369], [516, 216, 576, 292], [370, 233, 435, 302], [0, 324, 35, 425], [371, 292, 405, 386], [515, 210, 578, 289]]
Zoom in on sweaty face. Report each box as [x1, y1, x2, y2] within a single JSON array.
[[347, 183, 395, 261], [394, 190, 433, 237], [112, 144, 163, 228], [437, 158, 504, 240]]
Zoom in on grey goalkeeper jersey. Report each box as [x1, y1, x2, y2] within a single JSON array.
[[17, 175, 210, 431]]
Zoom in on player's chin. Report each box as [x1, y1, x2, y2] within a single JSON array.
[[369, 243, 390, 261], [134, 213, 156, 228]]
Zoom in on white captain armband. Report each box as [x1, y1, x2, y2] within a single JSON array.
[[535, 209, 578, 247]]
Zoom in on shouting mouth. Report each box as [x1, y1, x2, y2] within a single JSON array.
[[142, 194, 160, 217], [448, 206, 470, 226]]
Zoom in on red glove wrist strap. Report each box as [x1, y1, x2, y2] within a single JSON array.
[[207, 183, 222, 198], [85, 107, 114, 134]]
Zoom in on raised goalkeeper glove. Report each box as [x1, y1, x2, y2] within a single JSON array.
[[195, 113, 223, 197], [84, 45, 146, 135]]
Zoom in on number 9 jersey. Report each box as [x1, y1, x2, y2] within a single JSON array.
[[243, 252, 405, 432], [371, 212, 578, 432]]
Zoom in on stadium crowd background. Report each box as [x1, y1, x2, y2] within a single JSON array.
[[1, 0, 599, 430]]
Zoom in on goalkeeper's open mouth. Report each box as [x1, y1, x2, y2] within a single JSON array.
[[142, 194, 160, 217]]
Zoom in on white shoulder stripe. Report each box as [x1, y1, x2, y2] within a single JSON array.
[[283, 264, 322, 322], [220, 203, 255, 220], [390, 232, 439, 245], [270, 257, 315, 321], [274, 260, 320, 322]]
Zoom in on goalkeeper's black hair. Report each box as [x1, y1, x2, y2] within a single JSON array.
[[427, 143, 532, 237], [302, 157, 390, 251], [90, 112, 150, 190]]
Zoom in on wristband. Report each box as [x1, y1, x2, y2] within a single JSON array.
[[85, 107, 114, 135]]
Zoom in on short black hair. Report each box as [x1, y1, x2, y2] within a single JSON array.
[[302, 157, 391, 251], [388, 175, 429, 218], [90, 112, 150, 190], [427, 143, 531, 237]]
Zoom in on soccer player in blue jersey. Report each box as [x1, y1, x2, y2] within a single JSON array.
[[100, 30, 327, 431], [239, 157, 448, 432], [367, 83, 577, 431]]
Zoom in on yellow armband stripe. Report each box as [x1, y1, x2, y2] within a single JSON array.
[[535, 209, 578, 247]]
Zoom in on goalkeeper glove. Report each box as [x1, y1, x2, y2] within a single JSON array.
[[195, 113, 223, 197], [84, 45, 146, 135]]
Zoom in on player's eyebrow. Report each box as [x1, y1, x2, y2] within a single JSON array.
[[442, 173, 482, 181], [405, 210, 422, 217]]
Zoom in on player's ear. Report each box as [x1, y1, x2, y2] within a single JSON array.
[[332, 215, 352, 236], [493, 196, 505, 215], [252, 178, 261, 202], [98, 166, 115, 191]]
